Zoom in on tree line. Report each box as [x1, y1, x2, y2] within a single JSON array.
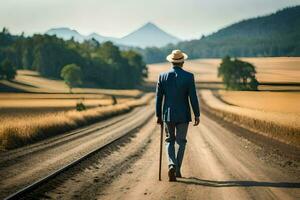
[[135, 6, 300, 63], [0, 28, 147, 89]]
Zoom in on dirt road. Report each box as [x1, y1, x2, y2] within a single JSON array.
[[1, 103, 299, 199], [99, 114, 300, 200]]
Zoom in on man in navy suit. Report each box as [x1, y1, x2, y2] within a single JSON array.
[[156, 49, 200, 181]]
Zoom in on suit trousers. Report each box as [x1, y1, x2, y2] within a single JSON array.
[[164, 122, 189, 174]]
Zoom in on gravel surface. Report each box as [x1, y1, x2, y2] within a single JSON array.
[[1, 100, 299, 199], [97, 115, 299, 200]]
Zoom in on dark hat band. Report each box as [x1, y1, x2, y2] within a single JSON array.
[[173, 56, 184, 60]]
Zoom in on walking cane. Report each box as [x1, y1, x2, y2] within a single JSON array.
[[159, 122, 163, 181]]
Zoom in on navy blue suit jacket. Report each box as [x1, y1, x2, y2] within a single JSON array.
[[156, 66, 200, 123]]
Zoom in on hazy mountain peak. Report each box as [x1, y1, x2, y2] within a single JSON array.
[[142, 22, 159, 29], [47, 27, 81, 35], [46, 27, 85, 42], [87, 33, 118, 43], [50, 27, 75, 31], [119, 22, 180, 47], [45, 22, 181, 47], [88, 32, 98, 37]]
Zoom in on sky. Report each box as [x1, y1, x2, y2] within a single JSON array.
[[0, 0, 299, 40]]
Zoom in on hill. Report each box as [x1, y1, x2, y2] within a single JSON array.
[[119, 22, 180, 48], [140, 6, 300, 63], [45, 22, 181, 48], [86, 33, 118, 43], [46, 27, 86, 42]]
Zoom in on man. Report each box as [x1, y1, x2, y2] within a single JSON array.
[[156, 49, 200, 182]]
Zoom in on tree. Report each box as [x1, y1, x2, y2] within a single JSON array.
[[0, 59, 16, 80], [60, 64, 82, 93], [218, 56, 259, 90], [96, 42, 142, 88], [122, 50, 148, 86], [0, 32, 147, 89]]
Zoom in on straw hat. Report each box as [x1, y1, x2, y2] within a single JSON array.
[[166, 49, 188, 63]]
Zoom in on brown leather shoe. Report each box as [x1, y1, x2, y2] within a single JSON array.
[[168, 167, 176, 182]]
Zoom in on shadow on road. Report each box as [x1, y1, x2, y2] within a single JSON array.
[[177, 177, 300, 188]]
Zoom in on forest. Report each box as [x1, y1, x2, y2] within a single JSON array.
[[137, 6, 300, 63], [0, 28, 147, 89]]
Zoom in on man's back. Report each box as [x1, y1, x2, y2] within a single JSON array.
[[156, 66, 200, 123], [156, 49, 200, 181]]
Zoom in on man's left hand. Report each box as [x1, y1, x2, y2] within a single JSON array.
[[157, 117, 163, 125], [193, 117, 200, 126]]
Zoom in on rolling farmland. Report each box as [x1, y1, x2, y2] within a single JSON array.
[[0, 70, 145, 149], [201, 90, 300, 146], [147, 57, 300, 83], [217, 91, 300, 113], [0, 93, 153, 150], [0, 93, 131, 119], [0, 57, 299, 199], [149, 57, 300, 146], [1, 70, 142, 97], [1, 2, 300, 199], [147, 57, 300, 90]]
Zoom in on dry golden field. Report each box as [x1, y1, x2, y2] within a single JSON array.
[[0, 93, 153, 150], [201, 90, 300, 147], [0, 70, 145, 149], [1, 57, 299, 149], [1, 70, 142, 97], [217, 91, 300, 113], [147, 57, 300, 84], [0, 93, 132, 119]]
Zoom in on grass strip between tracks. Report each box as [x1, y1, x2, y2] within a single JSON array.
[[0, 93, 154, 150]]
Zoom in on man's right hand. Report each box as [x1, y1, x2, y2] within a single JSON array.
[[157, 117, 163, 125], [193, 117, 200, 126]]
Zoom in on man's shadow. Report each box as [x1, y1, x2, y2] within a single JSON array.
[[176, 177, 300, 188]]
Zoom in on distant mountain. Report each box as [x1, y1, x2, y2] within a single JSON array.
[[139, 6, 300, 63], [86, 33, 118, 43], [118, 22, 180, 48], [45, 22, 181, 48], [46, 27, 85, 42], [46, 28, 119, 44]]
